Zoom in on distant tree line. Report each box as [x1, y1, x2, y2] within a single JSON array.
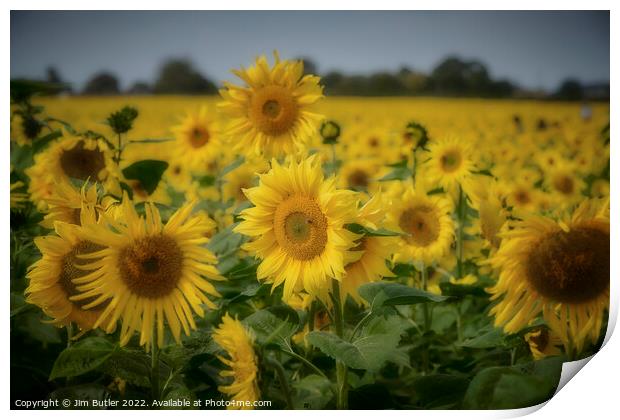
[[33, 56, 609, 100]]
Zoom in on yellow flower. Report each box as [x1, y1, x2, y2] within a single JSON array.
[[25, 204, 114, 333], [488, 198, 609, 355], [222, 159, 269, 205], [425, 136, 475, 192], [213, 314, 260, 409], [40, 182, 99, 229], [171, 107, 222, 172], [341, 193, 397, 302], [235, 155, 359, 301], [26, 136, 115, 209], [218, 51, 323, 157], [386, 182, 454, 265], [70, 194, 225, 349]]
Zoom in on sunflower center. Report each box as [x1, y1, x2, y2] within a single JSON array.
[[190, 127, 210, 148], [273, 195, 328, 260], [514, 190, 531, 205], [60, 241, 108, 311], [118, 234, 183, 298], [553, 175, 574, 195], [526, 226, 609, 304], [347, 169, 369, 189], [399, 206, 440, 247], [250, 85, 299, 136], [440, 150, 462, 173], [60, 141, 106, 181]]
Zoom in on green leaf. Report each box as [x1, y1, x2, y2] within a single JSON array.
[[101, 348, 152, 387], [220, 156, 245, 177], [307, 316, 407, 372], [49, 337, 117, 380], [358, 282, 448, 309], [121, 160, 168, 195], [293, 374, 333, 409], [196, 174, 215, 187], [463, 357, 563, 409], [17, 312, 62, 345], [460, 327, 505, 349], [243, 306, 299, 348], [379, 162, 412, 182], [345, 223, 401, 237]]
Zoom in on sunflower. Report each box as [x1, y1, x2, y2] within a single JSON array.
[[213, 314, 260, 409], [338, 158, 382, 192], [40, 182, 99, 229], [171, 107, 222, 172], [26, 135, 115, 209], [463, 176, 509, 248], [488, 198, 609, 356], [218, 51, 324, 157], [235, 155, 359, 301], [386, 183, 454, 265], [70, 194, 225, 349], [25, 204, 114, 333], [524, 327, 563, 360], [341, 193, 397, 302], [544, 161, 585, 206], [425, 136, 475, 193]]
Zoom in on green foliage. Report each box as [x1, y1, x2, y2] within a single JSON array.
[[49, 337, 118, 380], [307, 316, 408, 372], [463, 357, 563, 409], [106, 106, 139, 134], [345, 223, 401, 237], [379, 160, 413, 181], [121, 160, 169, 195], [244, 306, 300, 349], [359, 282, 448, 309]]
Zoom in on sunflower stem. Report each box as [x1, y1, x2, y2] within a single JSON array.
[[411, 147, 417, 185], [150, 338, 161, 403], [456, 184, 465, 279], [420, 263, 431, 374], [331, 279, 348, 409], [331, 144, 338, 176], [116, 133, 123, 163], [267, 357, 294, 409]]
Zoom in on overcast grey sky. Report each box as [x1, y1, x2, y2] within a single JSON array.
[[10, 11, 609, 91]]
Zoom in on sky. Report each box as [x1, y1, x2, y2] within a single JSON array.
[[10, 11, 610, 92]]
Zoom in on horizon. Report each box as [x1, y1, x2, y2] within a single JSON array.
[[11, 10, 610, 92]]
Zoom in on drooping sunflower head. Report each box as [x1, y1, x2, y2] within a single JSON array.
[[26, 136, 114, 209], [524, 327, 563, 360], [70, 194, 225, 349], [426, 136, 475, 192], [26, 204, 114, 333], [386, 183, 454, 265], [218, 51, 324, 157], [488, 198, 609, 355], [213, 314, 260, 409], [171, 107, 222, 171], [235, 155, 359, 301]]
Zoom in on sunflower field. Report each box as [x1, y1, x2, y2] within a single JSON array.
[[10, 53, 610, 410]]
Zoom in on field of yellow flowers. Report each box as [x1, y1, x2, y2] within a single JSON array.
[[10, 54, 610, 410]]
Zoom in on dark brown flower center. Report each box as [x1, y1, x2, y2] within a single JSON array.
[[554, 175, 575, 195], [190, 127, 210, 148], [118, 234, 183, 298], [60, 141, 106, 181], [399, 206, 440, 247], [347, 169, 369, 189], [526, 227, 609, 304]]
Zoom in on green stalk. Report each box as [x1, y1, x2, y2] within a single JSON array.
[[151, 336, 160, 402], [420, 263, 431, 374], [268, 357, 294, 409], [331, 279, 348, 410]]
